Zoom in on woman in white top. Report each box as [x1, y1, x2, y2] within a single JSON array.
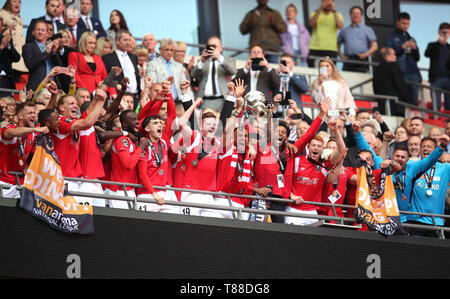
[[311, 57, 357, 119]]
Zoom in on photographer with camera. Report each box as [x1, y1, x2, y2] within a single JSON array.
[[191, 36, 236, 112], [233, 44, 280, 103], [274, 53, 309, 117]]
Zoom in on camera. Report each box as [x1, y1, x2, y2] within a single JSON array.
[[48, 33, 63, 42], [251, 58, 264, 71]]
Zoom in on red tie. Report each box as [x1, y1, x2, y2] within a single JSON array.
[[70, 27, 76, 48]]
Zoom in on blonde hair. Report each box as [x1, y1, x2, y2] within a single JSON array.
[[58, 29, 73, 48], [316, 57, 344, 82], [78, 31, 97, 55], [95, 37, 113, 56], [132, 47, 149, 57]]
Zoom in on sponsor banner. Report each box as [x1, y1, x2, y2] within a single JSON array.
[[354, 166, 401, 236], [18, 134, 94, 235]]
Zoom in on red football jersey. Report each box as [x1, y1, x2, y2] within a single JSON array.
[[79, 122, 105, 179], [290, 155, 334, 211], [0, 124, 36, 185], [109, 136, 145, 192], [178, 131, 220, 192], [253, 143, 293, 198], [52, 116, 82, 178], [320, 166, 352, 217], [136, 139, 169, 195]]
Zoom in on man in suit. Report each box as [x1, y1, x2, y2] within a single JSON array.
[[64, 7, 89, 50], [77, 0, 107, 38], [102, 30, 140, 106], [233, 44, 280, 103], [147, 38, 187, 101], [277, 53, 309, 113], [373, 47, 410, 117], [26, 0, 65, 43], [191, 36, 236, 112], [0, 25, 20, 97], [142, 33, 159, 61], [22, 20, 65, 92]]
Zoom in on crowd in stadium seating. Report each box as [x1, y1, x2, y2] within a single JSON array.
[[0, 0, 450, 238]]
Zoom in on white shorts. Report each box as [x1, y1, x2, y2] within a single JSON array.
[[180, 192, 216, 217], [104, 188, 135, 210], [78, 182, 106, 207], [137, 188, 180, 215], [284, 206, 319, 226], [212, 196, 249, 220], [0, 181, 20, 199]]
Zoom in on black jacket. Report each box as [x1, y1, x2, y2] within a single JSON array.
[[102, 51, 141, 94], [233, 67, 280, 102], [0, 35, 20, 91], [26, 16, 66, 43], [424, 41, 450, 82]]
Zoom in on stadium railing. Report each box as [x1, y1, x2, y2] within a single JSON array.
[[2, 171, 450, 239]]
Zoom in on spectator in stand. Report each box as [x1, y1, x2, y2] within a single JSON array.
[[408, 135, 421, 161], [22, 20, 65, 92], [95, 36, 113, 56], [425, 22, 450, 111], [385, 12, 422, 107], [0, 102, 49, 198], [55, 0, 65, 25], [0, 0, 28, 79], [58, 28, 74, 49], [174, 41, 194, 78], [409, 116, 425, 139], [191, 36, 236, 112], [233, 44, 280, 103], [142, 33, 159, 61], [380, 126, 409, 159], [310, 57, 357, 119], [77, 0, 107, 38], [147, 38, 187, 102], [132, 47, 149, 92], [68, 31, 109, 95], [75, 87, 90, 110], [26, 0, 65, 43], [103, 30, 140, 105], [106, 9, 129, 49], [276, 53, 309, 114], [428, 127, 443, 145], [373, 47, 410, 117], [0, 22, 20, 97], [337, 5, 378, 73], [406, 135, 450, 237], [239, 0, 287, 63], [64, 7, 89, 51], [279, 3, 310, 66], [308, 0, 343, 68]]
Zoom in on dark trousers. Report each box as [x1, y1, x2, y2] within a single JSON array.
[[267, 194, 286, 224], [307, 50, 338, 68], [406, 220, 439, 238]]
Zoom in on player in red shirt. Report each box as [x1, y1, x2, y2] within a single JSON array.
[[319, 138, 352, 221], [174, 97, 222, 217], [51, 88, 107, 204], [252, 97, 332, 223], [136, 115, 178, 214], [105, 110, 164, 210], [286, 119, 346, 226], [0, 102, 48, 198]]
